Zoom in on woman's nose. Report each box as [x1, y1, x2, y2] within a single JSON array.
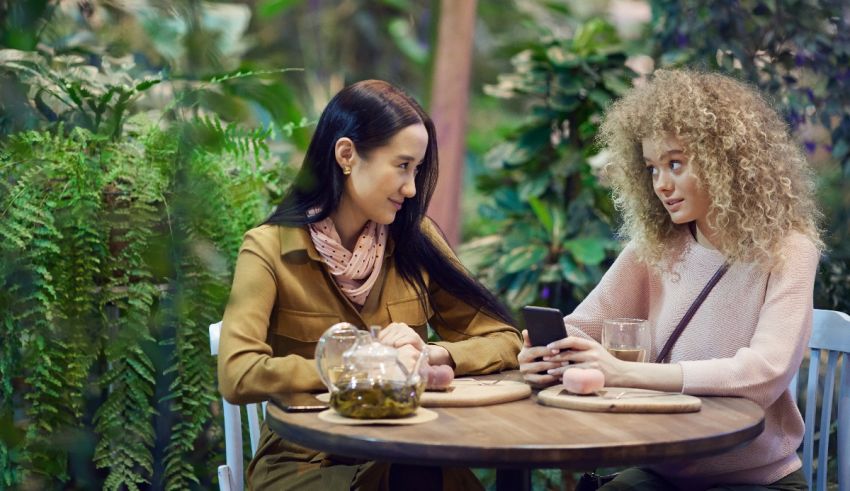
[[654, 171, 673, 194], [401, 176, 416, 198]]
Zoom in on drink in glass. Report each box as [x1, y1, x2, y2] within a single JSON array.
[[602, 318, 650, 363]]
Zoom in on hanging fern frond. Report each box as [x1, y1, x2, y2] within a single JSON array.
[[194, 114, 272, 167], [2, 105, 293, 489], [92, 128, 168, 491]]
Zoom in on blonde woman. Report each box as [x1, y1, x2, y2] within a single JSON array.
[[519, 69, 821, 490]]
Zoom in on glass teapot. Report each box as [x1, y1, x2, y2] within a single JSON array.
[[315, 323, 426, 419]]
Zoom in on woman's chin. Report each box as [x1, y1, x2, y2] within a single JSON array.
[[375, 210, 399, 225]]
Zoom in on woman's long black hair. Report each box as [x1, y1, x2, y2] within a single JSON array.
[[265, 80, 514, 327]]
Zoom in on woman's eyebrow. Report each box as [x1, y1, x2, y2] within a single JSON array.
[[643, 149, 685, 162]]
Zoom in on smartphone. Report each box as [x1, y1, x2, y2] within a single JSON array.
[[271, 393, 328, 413], [521, 306, 568, 347]]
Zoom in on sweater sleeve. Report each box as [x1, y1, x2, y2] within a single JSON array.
[[421, 220, 523, 375], [217, 228, 323, 405], [562, 242, 651, 342], [679, 234, 819, 407]]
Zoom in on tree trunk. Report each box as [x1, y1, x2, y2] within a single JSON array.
[[428, 0, 477, 247]]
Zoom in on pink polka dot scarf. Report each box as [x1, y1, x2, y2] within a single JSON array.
[[308, 217, 388, 306]]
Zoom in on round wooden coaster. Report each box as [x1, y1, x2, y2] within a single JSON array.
[[317, 407, 438, 425], [537, 386, 701, 413]]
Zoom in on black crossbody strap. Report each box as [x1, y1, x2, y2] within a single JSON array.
[[655, 262, 730, 363]]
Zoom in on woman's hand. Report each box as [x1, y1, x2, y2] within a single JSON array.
[[397, 344, 424, 372], [543, 336, 625, 381], [396, 344, 454, 390], [547, 336, 685, 393], [518, 329, 564, 388], [378, 322, 426, 351]]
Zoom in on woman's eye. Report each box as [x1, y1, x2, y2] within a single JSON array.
[[399, 162, 408, 169], [646, 166, 657, 176], [670, 160, 682, 171]]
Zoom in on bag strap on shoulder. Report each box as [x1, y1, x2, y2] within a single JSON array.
[[654, 262, 729, 363]]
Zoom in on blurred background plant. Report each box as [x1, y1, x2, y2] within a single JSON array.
[[459, 17, 633, 313], [0, 1, 298, 489]]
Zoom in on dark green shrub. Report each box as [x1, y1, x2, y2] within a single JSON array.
[[462, 18, 634, 313]]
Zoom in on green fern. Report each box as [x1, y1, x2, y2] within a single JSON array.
[[1, 108, 291, 488], [92, 127, 167, 490], [1, 129, 99, 484], [196, 114, 272, 167]]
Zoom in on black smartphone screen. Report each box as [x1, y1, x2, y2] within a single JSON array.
[[271, 393, 328, 413], [521, 306, 567, 347]]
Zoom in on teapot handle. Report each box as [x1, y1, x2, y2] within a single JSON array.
[[406, 347, 428, 384], [314, 322, 364, 391]]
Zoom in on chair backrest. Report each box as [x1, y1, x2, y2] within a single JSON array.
[[793, 309, 850, 491], [210, 321, 265, 491]]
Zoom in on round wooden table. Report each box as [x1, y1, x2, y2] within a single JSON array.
[[265, 373, 765, 490]]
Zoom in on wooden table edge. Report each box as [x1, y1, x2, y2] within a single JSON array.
[[265, 397, 765, 469]]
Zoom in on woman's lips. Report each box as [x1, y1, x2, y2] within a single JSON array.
[[665, 198, 684, 211], [389, 199, 403, 210]]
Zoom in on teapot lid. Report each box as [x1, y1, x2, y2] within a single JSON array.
[[343, 325, 397, 365]]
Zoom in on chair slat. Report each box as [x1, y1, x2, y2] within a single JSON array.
[[815, 351, 839, 491], [222, 398, 244, 491], [247, 403, 261, 457], [803, 348, 821, 486], [217, 465, 233, 491], [789, 372, 799, 405], [838, 356, 848, 491]]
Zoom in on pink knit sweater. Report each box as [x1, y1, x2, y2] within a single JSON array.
[[563, 230, 819, 488]]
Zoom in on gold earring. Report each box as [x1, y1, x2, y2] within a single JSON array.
[[342, 166, 351, 175]]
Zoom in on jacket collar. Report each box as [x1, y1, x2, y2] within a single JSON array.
[[278, 224, 396, 260]]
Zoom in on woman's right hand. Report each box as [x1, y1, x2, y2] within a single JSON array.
[[397, 344, 454, 390], [518, 329, 564, 388]]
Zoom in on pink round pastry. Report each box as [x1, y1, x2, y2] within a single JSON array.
[[562, 367, 605, 394], [425, 364, 455, 390]]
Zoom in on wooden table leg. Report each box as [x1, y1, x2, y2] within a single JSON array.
[[496, 468, 531, 491]]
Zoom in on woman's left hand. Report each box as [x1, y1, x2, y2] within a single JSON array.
[[542, 336, 625, 381], [378, 322, 426, 351]]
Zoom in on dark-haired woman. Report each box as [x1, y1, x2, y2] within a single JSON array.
[[217, 80, 521, 490]]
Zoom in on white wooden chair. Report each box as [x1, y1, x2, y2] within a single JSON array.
[[790, 309, 850, 491], [209, 321, 266, 491]]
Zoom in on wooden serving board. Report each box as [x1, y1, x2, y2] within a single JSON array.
[[315, 378, 531, 408], [538, 386, 701, 413], [423, 379, 531, 407]]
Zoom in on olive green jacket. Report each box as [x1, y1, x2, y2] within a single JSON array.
[[218, 220, 521, 404]]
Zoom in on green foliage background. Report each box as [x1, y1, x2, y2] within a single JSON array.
[[0, 3, 296, 489], [461, 18, 632, 313], [0, 117, 288, 489]]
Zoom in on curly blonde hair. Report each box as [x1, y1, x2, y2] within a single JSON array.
[[599, 69, 822, 269]]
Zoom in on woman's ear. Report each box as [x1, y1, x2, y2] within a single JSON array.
[[334, 137, 357, 174]]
